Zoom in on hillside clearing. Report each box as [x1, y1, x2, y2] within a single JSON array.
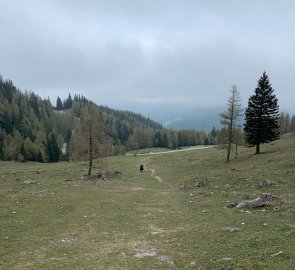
[[126, 145, 211, 156], [1, 135, 295, 269]]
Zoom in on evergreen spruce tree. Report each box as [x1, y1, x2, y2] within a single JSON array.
[[63, 94, 73, 109], [244, 72, 280, 154], [56, 97, 63, 110], [47, 133, 60, 162]]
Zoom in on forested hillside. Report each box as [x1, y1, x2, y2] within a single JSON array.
[[0, 77, 215, 162], [1, 76, 295, 163]]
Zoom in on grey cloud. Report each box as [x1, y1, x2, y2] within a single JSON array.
[[0, 0, 295, 114]]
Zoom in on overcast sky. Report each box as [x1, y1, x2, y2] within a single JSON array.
[[1, 0, 295, 115]]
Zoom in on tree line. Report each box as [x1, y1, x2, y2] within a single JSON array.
[[0, 76, 217, 163], [1, 73, 293, 164]]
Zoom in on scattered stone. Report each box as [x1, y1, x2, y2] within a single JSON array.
[[195, 180, 208, 187], [81, 172, 108, 181], [157, 255, 174, 266], [273, 206, 283, 211], [259, 179, 272, 187], [95, 172, 107, 180], [271, 251, 283, 257], [227, 202, 239, 208], [23, 179, 37, 185], [179, 184, 186, 190], [134, 251, 157, 258], [114, 170, 122, 175], [150, 224, 164, 235], [224, 227, 239, 233], [214, 257, 233, 263]]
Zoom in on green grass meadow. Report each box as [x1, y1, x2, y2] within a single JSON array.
[[1, 135, 295, 269]]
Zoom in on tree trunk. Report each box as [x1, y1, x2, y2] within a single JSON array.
[[234, 127, 238, 159], [255, 143, 260, 154], [226, 140, 231, 162], [88, 124, 93, 176], [226, 116, 233, 162]]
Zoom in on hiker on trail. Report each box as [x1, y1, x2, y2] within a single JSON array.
[[140, 164, 144, 172]]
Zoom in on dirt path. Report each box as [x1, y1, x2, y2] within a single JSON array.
[[149, 168, 162, 183], [142, 157, 163, 183]]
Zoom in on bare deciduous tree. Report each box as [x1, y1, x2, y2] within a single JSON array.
[[220, 85, 243, 162], [70, 105, 106, 176]]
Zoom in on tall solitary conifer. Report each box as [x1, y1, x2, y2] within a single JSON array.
[[244, 72, 280, 154]]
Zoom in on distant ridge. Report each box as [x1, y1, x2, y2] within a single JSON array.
[[162, 108, 222, 131]]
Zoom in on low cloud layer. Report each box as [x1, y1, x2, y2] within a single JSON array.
[[1, 0, 294, 113]]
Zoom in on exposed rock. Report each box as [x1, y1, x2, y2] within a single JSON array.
[[260, 193, 280, 201], [195, 180, 208, 187], [271, 251, 283, 257], [237, 197, 265, 209], [214, 257, 233, 263], [134, 251, 157, 258], [95, 172, 107, 180], [259, 179, 272, 187], [224, 227, 239, 233], [273, 205, 282, 211], [157, 255, 174, 266], [81, 172, 108, 181], [227, 202, 239, 208], [23, 179, 37, 185], [237, 193, 280, 209], [114, 170, 122, 175]]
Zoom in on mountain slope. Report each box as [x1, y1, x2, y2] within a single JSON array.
[[0, 76, 213, 162], [163, 108, 221, 131]]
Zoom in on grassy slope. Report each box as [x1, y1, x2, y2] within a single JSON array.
[[0, 135, 294, 269]]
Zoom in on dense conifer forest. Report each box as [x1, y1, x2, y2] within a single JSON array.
[[0, 76, 216, 162]]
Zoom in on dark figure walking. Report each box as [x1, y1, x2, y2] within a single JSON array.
[[140, 164, 144, 172]]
